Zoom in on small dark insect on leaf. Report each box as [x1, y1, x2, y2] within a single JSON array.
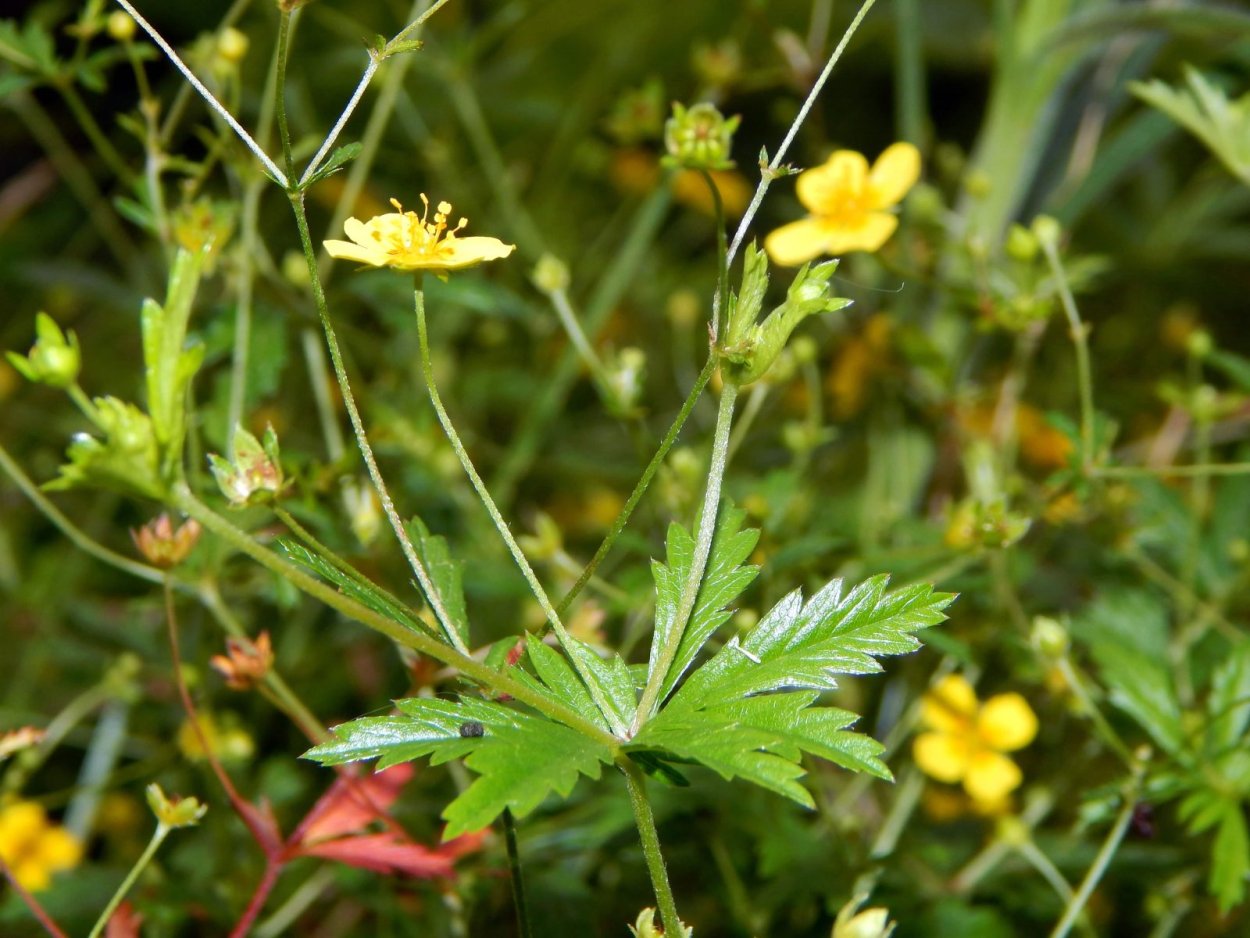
[[459, 721, 485, 738], [1131, 802, 1155, 839]]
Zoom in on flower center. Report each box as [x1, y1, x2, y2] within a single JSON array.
[[386, 195, 467, 259]]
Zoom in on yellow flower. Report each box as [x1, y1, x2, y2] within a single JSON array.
[[765, 143, 921, 266], [913, 674, 1038, 803], [323, 196, 515, 273], [0, 800, 82, 892]]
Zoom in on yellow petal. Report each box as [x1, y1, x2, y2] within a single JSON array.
[[964, 750, 1023, 802], [341, 215, 376, 245], [913, 731, 971, 783], [820, 212, 899, 255], [797, 150, 870, 214], [33, 827, 81, 872], [14, 859, 51, 893], [764, 217, 836, 267], [978, 692, 1039, 752], [431, 236, 517, 270], [323, 239, 387, 266], [867, 142, 921, 208], [920, 674, 978, 732]]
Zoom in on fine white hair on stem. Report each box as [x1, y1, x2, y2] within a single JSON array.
[[299, 0, 454, 186], [725, 0, 881, 266], [111, 0, 289, 188], [299, 58, 378, 186]]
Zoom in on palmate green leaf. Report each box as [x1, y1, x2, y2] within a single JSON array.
[[1090, 640, 1184, 756], [647, 504, 759, 703], [631, 692, 887, 807], [305, 696, 614, 838], [633, 574, 951, 804], [673, 574, 954, 709], [1179, 790, 1250, 913]]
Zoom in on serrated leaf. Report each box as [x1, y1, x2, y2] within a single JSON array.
[[673, 575, 953, 710], [305, 696, 614, 838], [1208, 643, 1250, 755], [633, 690, 888, 807], [302, 142, 363, 188], [516, 634, 604, 726], [404, 517, 469, 647], [566, 635, 637, 734], [1211, 799, 1250, 912], [647, 504, 759, 704], [1090, 641, 1184, 756], [276, 538, 433, 639]]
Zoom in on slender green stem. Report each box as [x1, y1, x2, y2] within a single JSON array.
[[632, 381, 739, 733], [726, 0, 880, 264], [111, 0, 287, 187], [492, 182, 674, 506], [170, 483, 617, 746], [502, 809, 533, 938], [287, 193, 468, 653], [414, 286, 626, 735], [301, 0, 452, 184], [1040, 237, 1094, 469], [87, 822, 171, 938], [545, 285, 616, 401], [1054, 656, 1135, 766], [621, 759, 682, 936], [700, 170, 729, 343], [725, 380, 769, 465], [1049, 770, 1142, 938], [0, 441, 163, 585], [894, 0, 926, 146], [557, 355, 716, 615], [55, 82, 134, 184], [274, 11, 295, 178]]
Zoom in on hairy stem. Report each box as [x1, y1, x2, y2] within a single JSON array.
[[414, 285, 626, 735], [632, 380, 738, 733], [621, 759, 682, 936]]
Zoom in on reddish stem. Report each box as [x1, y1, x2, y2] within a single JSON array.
[[0, 856, 70, 938]]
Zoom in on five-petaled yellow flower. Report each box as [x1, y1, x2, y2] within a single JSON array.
[[913, 674, 1038, 803], [0, 800, 82, 892], [764, 142, 921, 266], [323, 195, 515, 273]]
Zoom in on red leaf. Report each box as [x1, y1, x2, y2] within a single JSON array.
[[105, 901, 144, 938], [298, 833, 458, 878], [298, 763, 414, 845]]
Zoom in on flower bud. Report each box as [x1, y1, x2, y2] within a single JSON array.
[[210, 631, 274, 691], [209, 424, 285, 507], [145, 783, 207, 829], [663, 102, 740, 171], [7, 312, 81, 389], [217, 27, 248, 64], [1031, 214, 1061, 249], [131, 514, 202, 568], [531, 253, 570, 294], [1005, 223, 1039, 262], [1030, 616, 1069, 659], [833, 895, 896, 938], [106, 11, 136, 42]]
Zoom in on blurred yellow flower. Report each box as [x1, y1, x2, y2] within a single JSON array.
[[913, 674, 1037, 803], [324, 196, 515, 273], [765, 143, 921, 266], [0, 800, 82, 892]]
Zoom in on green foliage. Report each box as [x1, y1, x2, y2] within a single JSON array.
[[1133, 67, 1250, 187], [306, 696, 615, 839], [405, 516, 470, 648], [646, 504, 759, 703]]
